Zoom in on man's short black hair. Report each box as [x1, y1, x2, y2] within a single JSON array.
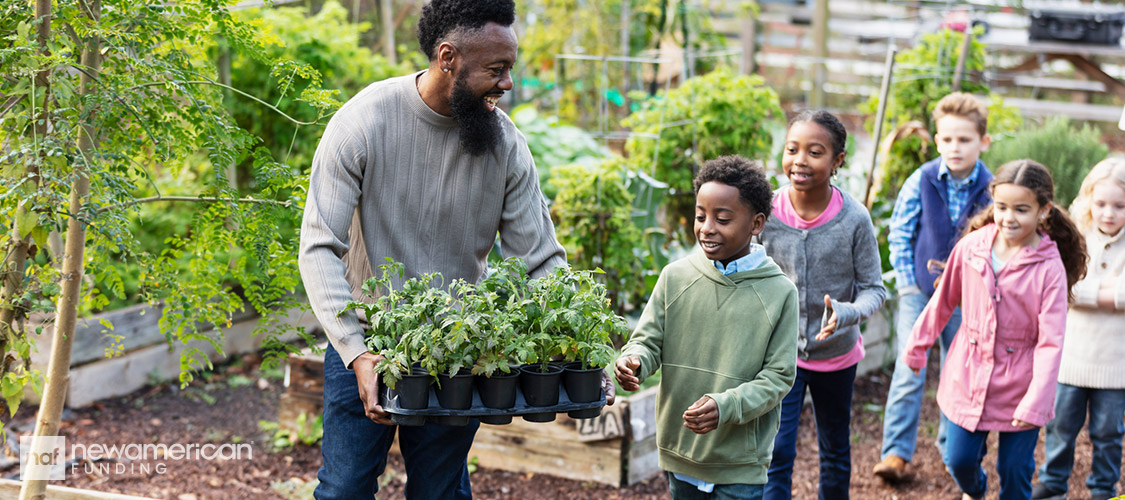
[[417, 0, 517, 60], [693, 155, 773, 219]]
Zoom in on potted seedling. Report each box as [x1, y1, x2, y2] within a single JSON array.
[[346, 257, 438, 409], [538, 267, 625, 417], [456, 272, 525, 424]]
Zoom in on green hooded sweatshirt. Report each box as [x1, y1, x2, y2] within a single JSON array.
[[620, 248, 798, 485]]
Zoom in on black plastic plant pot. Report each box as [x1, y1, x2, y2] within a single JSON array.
[[479, 414, 513, 425], [519, 363, 563, 422], [563, 363, 604, 419], [435, 369, 475, 410], [392, 368, 432, 410], [477, 370, 519, 409]]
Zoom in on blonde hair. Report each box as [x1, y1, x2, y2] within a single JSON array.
[[1069, 157, 1125, 234], [932, 92, 988, 137]]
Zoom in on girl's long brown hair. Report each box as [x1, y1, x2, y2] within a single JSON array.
[[965, 159, 1088, 300]]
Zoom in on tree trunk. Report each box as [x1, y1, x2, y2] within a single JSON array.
[[19, 0, 100, 497], [0, 0, 52, 373]]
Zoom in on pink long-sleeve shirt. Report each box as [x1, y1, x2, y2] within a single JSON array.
[[904, 224, 1068, 431]]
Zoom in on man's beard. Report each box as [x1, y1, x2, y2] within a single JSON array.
[[449, 72, 503, 157]]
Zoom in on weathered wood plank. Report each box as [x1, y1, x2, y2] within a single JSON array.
[[0, 479, 158, 500], [278, 392, 323, 435], [469, 421, 624, 486], [56, 307, 317, 408]]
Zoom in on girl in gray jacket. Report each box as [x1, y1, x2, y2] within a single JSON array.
[[759, 110, 887, 500]]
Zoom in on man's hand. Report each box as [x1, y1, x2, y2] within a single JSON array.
[[351, 352, 394, 425], [614, 355, 641, 392], [683, 396, 719, 434], [599, 369, 617, 405]]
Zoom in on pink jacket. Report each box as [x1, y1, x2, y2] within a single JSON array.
[[904, 224, 1068, 431]]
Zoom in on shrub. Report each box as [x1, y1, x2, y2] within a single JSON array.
[[982, 117, 1108, 207], [509, 105, 608, 200], [549, 157, 645, 313], [623, 67, 783, 244]]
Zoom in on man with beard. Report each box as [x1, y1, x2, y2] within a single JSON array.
[[299, 1, 614, 499]]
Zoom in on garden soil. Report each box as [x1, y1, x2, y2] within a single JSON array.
[[4, 352, 1120, 500]]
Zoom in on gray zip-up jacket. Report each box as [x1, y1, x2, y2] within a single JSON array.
[[757, 188, 887, 361]]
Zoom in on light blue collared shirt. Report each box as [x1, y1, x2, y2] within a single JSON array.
[[712, 244, 767, 275]]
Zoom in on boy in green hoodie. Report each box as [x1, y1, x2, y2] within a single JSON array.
[[616, 155, 799, 499]]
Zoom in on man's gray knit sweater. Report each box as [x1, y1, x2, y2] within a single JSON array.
[[299, 71, 566, 369], [757, 188, 887, 361]]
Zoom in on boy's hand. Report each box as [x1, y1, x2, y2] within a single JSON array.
[[816, 294, 838, 341], [683, 396, 718, 434], [614, 355, 642, 392]]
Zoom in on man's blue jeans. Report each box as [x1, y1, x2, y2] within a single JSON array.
[[1038, 383, 1125, 497], [765, 364, 857, 500], [667, 472, 765, 500], [880, 291, 961, 462], [314, 344, 479, 500], [943, 418, 1039, 500]]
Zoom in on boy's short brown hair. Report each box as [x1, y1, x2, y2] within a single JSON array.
[[932, 92, 988, 137]]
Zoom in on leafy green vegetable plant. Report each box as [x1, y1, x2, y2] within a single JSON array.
[[347, 257, 625, 383], [623, 67, 783, 244]]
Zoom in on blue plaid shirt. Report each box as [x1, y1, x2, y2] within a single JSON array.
[[888, 159, 986, 290]]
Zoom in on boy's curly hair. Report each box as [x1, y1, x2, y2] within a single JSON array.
[[417, 0, 516, 61], [693, 155, 774, 219]]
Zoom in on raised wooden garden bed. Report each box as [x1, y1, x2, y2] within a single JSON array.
[[27, 304, 318, 408], [279, 350, 661, 486]]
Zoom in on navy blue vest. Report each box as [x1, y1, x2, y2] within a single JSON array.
[[913, 158, 993, 295]]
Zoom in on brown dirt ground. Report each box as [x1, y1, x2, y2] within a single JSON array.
[[3, 351, 1121, 500]]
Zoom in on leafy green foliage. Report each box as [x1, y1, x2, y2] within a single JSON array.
[[982, 117, 1108, 208], [348, 257, 625, 385], [227, 1, 417, 170], [509, 104, 607, 200], [863, 29, 1022, 202], [515, 0, 727, 118], [0, 0, 338, 427], [259, 413, 323, 450], [549, 156, 645, 312], [623, 67, 783, 244]]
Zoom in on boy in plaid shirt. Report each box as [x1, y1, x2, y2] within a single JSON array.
[[873, 92, 994, 482]]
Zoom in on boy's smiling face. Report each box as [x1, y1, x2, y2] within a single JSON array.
[[935, 114, 990, 179], [694, 181, 766, 265]]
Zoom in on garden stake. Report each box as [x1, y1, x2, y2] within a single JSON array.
[[863, 44, 897, 207]]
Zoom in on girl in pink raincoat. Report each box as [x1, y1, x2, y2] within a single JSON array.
[[904, 159, 1087, 500]]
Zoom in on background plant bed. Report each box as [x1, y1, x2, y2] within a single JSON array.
[[26, 304, 318, 408]]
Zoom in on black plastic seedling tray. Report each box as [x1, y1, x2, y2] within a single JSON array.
[[380, 384, 606, 426]]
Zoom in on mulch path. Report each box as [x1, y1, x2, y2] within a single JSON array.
[[3, 351, 1120, 499]]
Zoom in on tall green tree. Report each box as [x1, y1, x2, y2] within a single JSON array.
[[0, 0, 337, 451]]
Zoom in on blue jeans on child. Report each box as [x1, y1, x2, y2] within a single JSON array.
[[1038, 383, 1125, 498], [880, 291, 961, 462], [943, 417, 1039, 500], [667, 472, 764, 500], [764, 364, 857, 500], [314, 344, 479, 500]]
